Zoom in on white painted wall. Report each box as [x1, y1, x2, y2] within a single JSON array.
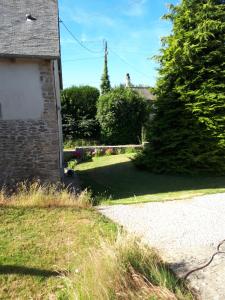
[[0, 61, 43, 120]]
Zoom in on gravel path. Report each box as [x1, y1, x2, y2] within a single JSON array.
[[99, 193, 225, 300]]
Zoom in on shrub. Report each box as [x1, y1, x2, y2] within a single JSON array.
[[67, 160, 77, 170], [105, 148, 114, 156], [97, 87, 148, 145], [61, 86, 100, 140], [93, 149, 104, 157], [125, 147, 137, 154]]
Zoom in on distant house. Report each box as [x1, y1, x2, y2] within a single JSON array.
[[0, 0, 63, 185], [125, 73, 155, 102]]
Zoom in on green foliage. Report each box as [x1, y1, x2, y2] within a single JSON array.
[[137, 0, 225, 174], [64, 139, 100, 149], [67, 159, 78, 170], [97, 87, 148, 145], [61, 85, 100, 140], [100, 43, 111, 94]]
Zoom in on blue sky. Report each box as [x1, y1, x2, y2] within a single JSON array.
[[59, 0, 179, 89]]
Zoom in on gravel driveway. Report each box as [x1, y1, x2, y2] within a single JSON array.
[[99, 193, 225, 300]]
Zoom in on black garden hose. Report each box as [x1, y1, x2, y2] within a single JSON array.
[[184, 239, 225, 280]]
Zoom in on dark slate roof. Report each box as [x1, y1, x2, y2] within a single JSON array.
[[0, 0, 60, 58], [132, 87, 156, 101]]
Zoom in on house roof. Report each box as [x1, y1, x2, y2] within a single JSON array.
[[132, 87, 156, 101], [0, 0, 60, 59]]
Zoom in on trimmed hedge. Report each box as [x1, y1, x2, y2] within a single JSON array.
[[97, 87, 148, 145]]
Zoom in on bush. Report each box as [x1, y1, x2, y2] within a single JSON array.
[[61, 86, 100, 140], [97, 87, 148, 145]]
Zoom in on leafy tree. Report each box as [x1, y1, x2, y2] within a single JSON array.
[[135, 0, 225, 174], [61, 86, 100, 140], [97, 87, 148, 145], [100, 42, 111, 94]]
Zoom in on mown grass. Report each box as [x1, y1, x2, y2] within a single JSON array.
[[0, 183, 193, 299], [75, 154, 225, 205]]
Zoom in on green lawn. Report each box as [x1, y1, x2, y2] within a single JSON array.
[[75, 154, 225, 205], [0, 190, 193, 299], [0, 206, 117, 299]]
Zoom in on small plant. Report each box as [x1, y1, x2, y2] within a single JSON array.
[[93, 149, 104, 157], [83, 151, 93, 162], [73, 149, 83, 160], [117, 148, 126, 155], [67, 159, 77, 170], [125, 147, 137, 154], [105, 148, 114, 156]]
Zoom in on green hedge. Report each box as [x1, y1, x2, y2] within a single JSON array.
[[97, 87, 148, 145]]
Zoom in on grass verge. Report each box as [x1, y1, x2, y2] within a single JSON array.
[[74, 154, 225, 205], [0, 183, 193, 299]]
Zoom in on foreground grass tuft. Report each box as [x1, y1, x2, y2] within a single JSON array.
[[0, 181, 92, 208], [60, 233, 193, 300]]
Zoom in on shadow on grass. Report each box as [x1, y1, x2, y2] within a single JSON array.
[[76, 160, 225, 201], [0, 265, 62, 277]]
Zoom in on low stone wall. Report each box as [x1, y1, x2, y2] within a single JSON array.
[[64, 145, 143, 162]]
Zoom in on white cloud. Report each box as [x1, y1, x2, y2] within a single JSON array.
[[124, 0, 147, 17], [70, 8, 116, 27]]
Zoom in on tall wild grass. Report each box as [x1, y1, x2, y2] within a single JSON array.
[[60, 233, 193, 300], [0, 181, 92, 208]]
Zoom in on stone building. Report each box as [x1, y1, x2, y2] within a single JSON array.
[[0, 0, 63, 185]]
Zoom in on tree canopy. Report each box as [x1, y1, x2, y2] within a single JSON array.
[[61, 86, 100, 140], [136, 0, 225, 174]]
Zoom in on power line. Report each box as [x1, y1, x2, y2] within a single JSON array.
[[108, 46, 150, 80], [59, 18, 104, 54], [63, 56, 104, 62], [59, 19, 149, 81]]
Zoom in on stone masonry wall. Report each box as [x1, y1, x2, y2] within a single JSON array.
[[0, 59, 61, 185]]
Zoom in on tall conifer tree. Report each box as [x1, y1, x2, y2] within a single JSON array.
[[137, 0, 225, 174], [100, 41, 111, 94]]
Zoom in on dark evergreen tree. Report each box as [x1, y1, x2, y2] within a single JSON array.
[[61, 86, 100, 140], [100, 41, 111, 94], [135, 0, 225, 174]]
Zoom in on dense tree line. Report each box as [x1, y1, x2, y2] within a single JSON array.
[[61, 86, 149, 145]]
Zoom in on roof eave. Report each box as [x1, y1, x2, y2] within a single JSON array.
[[0, 53, 60, 60]]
